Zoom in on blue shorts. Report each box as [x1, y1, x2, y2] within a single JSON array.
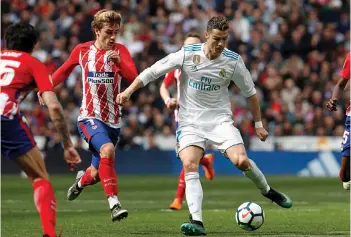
[[78, 119, 120, 169], [341, 116, 350, 157], [1, 115, 36, 160]]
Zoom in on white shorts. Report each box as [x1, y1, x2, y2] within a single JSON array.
[[176, 122, 243, 155]]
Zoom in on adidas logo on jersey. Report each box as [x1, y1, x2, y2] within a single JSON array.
[[298, 152, 340, 177]]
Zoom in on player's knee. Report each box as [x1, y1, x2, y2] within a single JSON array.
[[231, 152, 250, 170], [100, 143, 115, 159], [182, 160, 199, 172]]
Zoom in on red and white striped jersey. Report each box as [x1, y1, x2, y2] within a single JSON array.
[[340, 52, 350, 116], [164, 69, 181, 121], [0, 50, 54, 119], [52, 41, 137, 127]]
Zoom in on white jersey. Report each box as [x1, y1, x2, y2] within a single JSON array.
[[139, 43, 256, 127]]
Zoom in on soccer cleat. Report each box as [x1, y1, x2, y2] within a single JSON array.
[[67, 170, 85, 201], [169, 198, 182, 210], [180, 215, 207, 236], [202, 153, 215, 180], [111, 204, 128, 222], [343, 181, 350, 190], [263, 188, 292, 208]]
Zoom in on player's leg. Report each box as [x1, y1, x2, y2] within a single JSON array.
[[339, 156, 350, 190], [199, 153, 215, 180], [1, 115, 57, 237], [176, 126, 207, 236], [214, 122, 292, 208], [179, 145, 206, 236], [16, 148, 57, 237], [67, 162, 100, 201], [169, 168, 185, 210], [340, 117, 350, 190], [225, 144, 292, 208]]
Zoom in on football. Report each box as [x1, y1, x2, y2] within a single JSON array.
[[235, 202, 264, 231]]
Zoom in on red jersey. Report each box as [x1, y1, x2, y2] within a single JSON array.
[[0, 50, 54, 119], [163, 69, 181, 121], [52, 41, 137, 127], [340, 52, 350, 116]]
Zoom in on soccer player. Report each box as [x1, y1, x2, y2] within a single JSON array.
[[160, 32, 215, 211], [117, 16, 292, 236], [1, 23, 81, 237], [326, 52, 350, 190], [49, 10, 138, 221]]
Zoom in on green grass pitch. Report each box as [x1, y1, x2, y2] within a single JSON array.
[[1, 175, 350, 237]]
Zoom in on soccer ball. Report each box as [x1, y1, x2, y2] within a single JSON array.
[[235, 202, 264, 231]]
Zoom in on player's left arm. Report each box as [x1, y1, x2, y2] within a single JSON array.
[[231, 56, 268, 141], [117, 49, 184, 105], [116, 44, 138, 83], [327, 53, 350, 111]]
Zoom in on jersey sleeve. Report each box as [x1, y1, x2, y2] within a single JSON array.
[[230, 56, 256, 97], [340, 53, 350, 80], [30, 58, 54, 94], [52, 44, 81, 86], [163, 70, 176, 87], [117, 44, 138, 83], [139, 48, 184, 86]]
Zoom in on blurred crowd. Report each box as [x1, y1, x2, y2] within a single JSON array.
[[1, 0, 350, 151]]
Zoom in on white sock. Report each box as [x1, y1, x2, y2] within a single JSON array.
[[185, 172, 203, 222], [77, 179, 83, 188], [243, 159, 270, 194], [108, 195, 120, 209]]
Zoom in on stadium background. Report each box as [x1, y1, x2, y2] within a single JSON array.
[[1, 0, 350, 174], [1, 1, 350, 237]]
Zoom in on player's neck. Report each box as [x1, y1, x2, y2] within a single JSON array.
[[204, 44, 221, 60], [94, 40, 109, 51]]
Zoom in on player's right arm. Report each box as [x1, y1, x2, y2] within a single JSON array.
[[117, 49, 184, 105], [51, 44, 81, 87], [326, 52, 350, 111], [31, 59, 81, 169], [160, 71, 177, 109]]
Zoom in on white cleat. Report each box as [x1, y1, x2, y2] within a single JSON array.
[[67, 170, 85, 200], [342, 181, 350, 190], [111, 204, 128, 222]]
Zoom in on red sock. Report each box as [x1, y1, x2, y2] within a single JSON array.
[[80, 168, 99, 186], [33, 179, 56, 237], [175, 168, 185, 200], [98, 158, 118, 197], [200, 156, 210, 166]]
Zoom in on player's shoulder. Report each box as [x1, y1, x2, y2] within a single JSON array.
[[346, 52, 351, 61], [2, 50, 44, 66], [183, 43, 202, 52], [222, 48, 240, 61], [74, 41, 92, 51]]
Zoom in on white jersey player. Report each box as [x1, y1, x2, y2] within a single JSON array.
[[117, 16, 292, 236]]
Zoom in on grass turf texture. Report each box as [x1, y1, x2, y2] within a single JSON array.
[[2, 175, 350, 237]]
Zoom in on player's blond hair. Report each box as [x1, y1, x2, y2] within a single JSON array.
[[91, 10, 122, 36]]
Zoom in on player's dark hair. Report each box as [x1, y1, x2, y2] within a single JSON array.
[[207, 16, 229, 32], [185, 32, 201, 40], [5, 23, 39, 53]]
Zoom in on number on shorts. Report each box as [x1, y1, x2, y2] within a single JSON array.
[[342, 131, 349, 144], [0, 60, 21, 86], [88, 119, 97, 129]]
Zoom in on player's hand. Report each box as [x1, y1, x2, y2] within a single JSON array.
[[63, 146, 81, 171], [107, 49, 120, 64], [326, 99, 337, 111], [166, 98, 177, 109], [116, 90, 131, 106], [37, 92, 45, 106], [255, 127, 268, 142]]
